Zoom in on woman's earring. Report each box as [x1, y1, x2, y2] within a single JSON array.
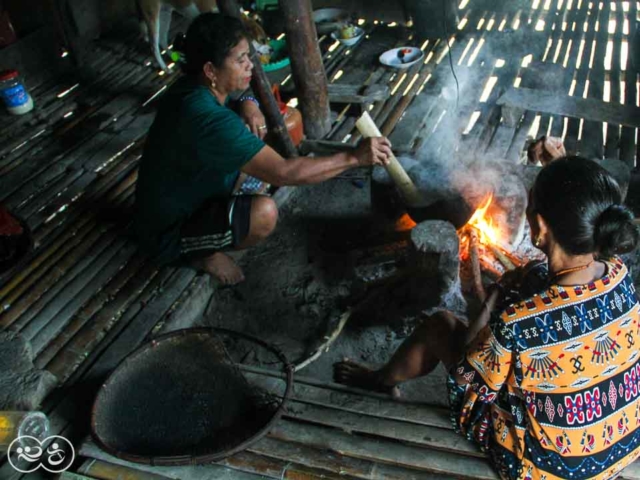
[[211, 78, 217, 89], [535, 237, 541, 247]]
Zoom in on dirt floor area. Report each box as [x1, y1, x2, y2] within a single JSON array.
[[197, 160, 640, 407], [198, 173, 449, 404]]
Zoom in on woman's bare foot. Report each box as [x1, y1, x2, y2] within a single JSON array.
[[197, 252, 245, 285], [333, 359, 400, 398]]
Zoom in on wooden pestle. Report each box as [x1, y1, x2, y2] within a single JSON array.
[[355, 111, 424, 207]]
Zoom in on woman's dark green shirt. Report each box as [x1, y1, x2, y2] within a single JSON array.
[[133, 76, 264, 264]]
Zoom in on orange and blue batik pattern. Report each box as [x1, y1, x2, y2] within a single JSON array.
[[448, 257, 640, 480]]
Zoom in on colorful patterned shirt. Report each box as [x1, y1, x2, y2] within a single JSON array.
[[448, 257, 640, 480]]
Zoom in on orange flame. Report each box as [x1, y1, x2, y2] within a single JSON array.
[[466, 194, 500, 245]]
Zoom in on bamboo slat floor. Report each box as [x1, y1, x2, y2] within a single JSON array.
[[75, 365, 640, 480], [1, 0, 638, 478]]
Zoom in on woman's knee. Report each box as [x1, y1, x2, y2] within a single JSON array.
[[251, 196, 278, 236], [428, 310, 460, 335]]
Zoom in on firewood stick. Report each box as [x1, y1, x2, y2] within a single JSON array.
[[294, 310, 351, 372], [355, 111, 424, 206], [479, 256, 503, 280], [497, 247, 524, 268], [481, 267, 501, 282], [487, 244, 516, 271], [468, 229, 486, 302]]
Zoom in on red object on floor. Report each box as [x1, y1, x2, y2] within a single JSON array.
[[0, 205, 23, 236]]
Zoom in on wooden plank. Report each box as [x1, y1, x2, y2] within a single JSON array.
[[282, 398, 481, 457], [0, 26, 72, 94], [604, 3, 624, 160], [30, 157, 138, 235], [497, 87, 640, 129], [0, 165, 136, 311], [15, 169, 85, 219], [268, 420, 496, 480], [34, 256, 152, 368], [0, 265, 175, 478], [578, 1, 611, 159], [78, 458, 175, 479], [0, 43, 162, 174], [465, 8, 542, 160], [347, 32, 428, 145], [0, 53, 146, 166], [564, 0, 599, 154], [249, 437, 455, 480], [219, 450, 362, 480], [149, 273, 213, 337], [79, 441, 271, 479], [620, 2, 638, 167], [387, 92, 439, 152], [368, 45, 437, 142], [299, 139, 355, 155], [328, 83, 390, 104], [238, 364, 451, 429], [64, 268, 197, 384], [0, 225, 120, 328], [0, 74, 155, 203], [25, 239, 137, 354]]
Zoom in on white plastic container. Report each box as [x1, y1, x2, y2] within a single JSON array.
[[0, 70, 34, 115]]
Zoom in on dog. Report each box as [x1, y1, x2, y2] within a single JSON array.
[[137, 0, 267, 71]]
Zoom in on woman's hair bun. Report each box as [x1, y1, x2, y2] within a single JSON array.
[[594, 204, 640, 258]]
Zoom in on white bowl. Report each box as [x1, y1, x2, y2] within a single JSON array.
[[331, 27, 364, 47], [379, 47, 425, 69]]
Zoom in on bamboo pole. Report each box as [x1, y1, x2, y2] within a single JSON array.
[[355, 111, 423, 206], [279, 0, 331, 139], [217, 0, 297, 158]]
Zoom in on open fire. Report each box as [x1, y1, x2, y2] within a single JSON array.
[[458, 194, 526, 299], [384, 186, 538, 305]]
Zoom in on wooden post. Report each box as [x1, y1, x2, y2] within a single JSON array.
[[279, 0, 331, 139], [218, 0, 298, 158]]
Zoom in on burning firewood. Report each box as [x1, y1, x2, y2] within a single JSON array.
[[487, 244, 517, 271], [478, 255, 503, 281], [467, 228, 486, 302]]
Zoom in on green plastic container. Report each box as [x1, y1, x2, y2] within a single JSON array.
[[262, 38, 290, 72], [256, 0, 278, 11]]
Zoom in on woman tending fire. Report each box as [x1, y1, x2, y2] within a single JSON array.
[[334, 156, 640, 480]]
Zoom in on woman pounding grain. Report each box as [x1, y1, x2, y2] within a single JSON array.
[[134, 13, 392, 285], [334, 157, 640, 480]]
